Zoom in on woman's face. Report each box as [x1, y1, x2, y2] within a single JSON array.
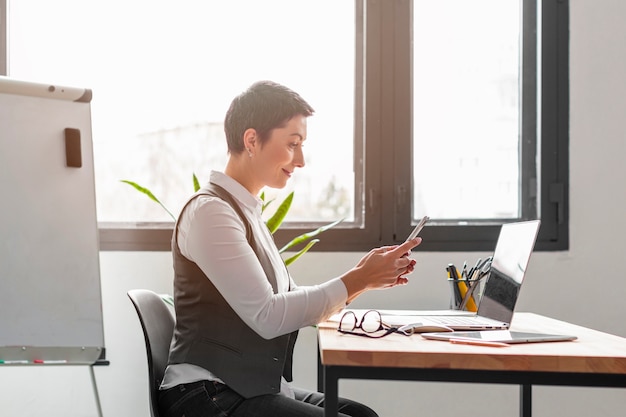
[[254, 114, 307, 190]]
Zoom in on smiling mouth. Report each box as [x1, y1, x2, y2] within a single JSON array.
[[283, 169, 292, 177]]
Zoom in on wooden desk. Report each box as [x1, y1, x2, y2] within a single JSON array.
[[317, 312, 626, 417]]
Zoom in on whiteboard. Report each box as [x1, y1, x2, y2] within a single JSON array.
[[0, 77, 104, 364]]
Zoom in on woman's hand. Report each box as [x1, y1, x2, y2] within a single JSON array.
[[341, 238, 422, 301]]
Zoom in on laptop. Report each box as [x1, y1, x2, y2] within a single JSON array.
[[383, 219, 541, 331]]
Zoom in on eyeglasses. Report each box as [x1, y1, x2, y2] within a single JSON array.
[[337, 310, 414, 338]]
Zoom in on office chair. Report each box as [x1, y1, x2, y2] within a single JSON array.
[[127, 289, 175, 417]]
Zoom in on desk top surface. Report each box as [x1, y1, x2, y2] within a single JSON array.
[[318, 312, 626, 374]]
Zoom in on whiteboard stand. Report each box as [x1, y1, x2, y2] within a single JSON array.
[[0, 77, 107, 416], [0, 358, 108, 417], [91, 360, 109, 417]]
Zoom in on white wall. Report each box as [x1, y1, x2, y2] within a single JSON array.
[[2, 1, 626, 416]]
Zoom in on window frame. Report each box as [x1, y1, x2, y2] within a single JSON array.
[[3, 0, 569, 252], [390, 0, 569, 252], [387, 0, 569, 251]]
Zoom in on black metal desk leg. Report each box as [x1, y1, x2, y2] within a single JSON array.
[[323, 366, 339, 417], [520, 384, 532, 417]]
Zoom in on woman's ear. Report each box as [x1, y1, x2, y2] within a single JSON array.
[[243, 128, 257, 155]]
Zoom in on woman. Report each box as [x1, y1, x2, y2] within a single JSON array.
[[158, 81, 421, 417]]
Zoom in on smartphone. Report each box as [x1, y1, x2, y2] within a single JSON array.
[[406, 215, 429, 242]]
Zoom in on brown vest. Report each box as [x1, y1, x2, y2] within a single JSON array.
[[167, 183, 298, 398]]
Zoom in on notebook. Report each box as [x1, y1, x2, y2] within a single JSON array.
[[383, 219, 541, 331]]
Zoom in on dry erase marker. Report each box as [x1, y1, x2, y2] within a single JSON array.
[[34, 359, 68, 364], [0, 360, 30, 364], [449, 339, 510, 348], [406, 215, 430, 241]]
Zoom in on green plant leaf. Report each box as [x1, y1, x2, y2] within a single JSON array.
[[266, 192, 294, 234], [278, 218, 343, 253], [120, 180, 176, 221], [262, 198, 276, 213], [192, 173, 200, 192], [284, 239, 319, 266], [160, 294, 174, 306], [259, 191, 275, 213]]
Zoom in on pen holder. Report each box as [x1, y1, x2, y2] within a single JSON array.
[[448, 277, 484, 312]]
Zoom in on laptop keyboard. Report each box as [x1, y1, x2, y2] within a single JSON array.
[[428, 316, 493, 325]]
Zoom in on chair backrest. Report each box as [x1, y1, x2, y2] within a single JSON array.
[[127, 289, 175, 417]]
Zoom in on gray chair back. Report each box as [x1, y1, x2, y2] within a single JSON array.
[[128, 289, 175, 417]]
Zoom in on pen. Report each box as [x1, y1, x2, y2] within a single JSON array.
[[478, 258, 493, 279], [449, 339, 510, 348], [448, 263, 459, 280], [467, 258, 482, 284], [447, 265, 463, 307]]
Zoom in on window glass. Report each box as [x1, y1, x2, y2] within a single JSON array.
[[412, 0, 521, 220], [8, 0, 356, 223]]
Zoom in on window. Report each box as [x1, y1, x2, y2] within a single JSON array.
[[2, 0, 568, 252]]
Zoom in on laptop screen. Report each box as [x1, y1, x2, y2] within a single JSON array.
[[476, 220, 541, 324]]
